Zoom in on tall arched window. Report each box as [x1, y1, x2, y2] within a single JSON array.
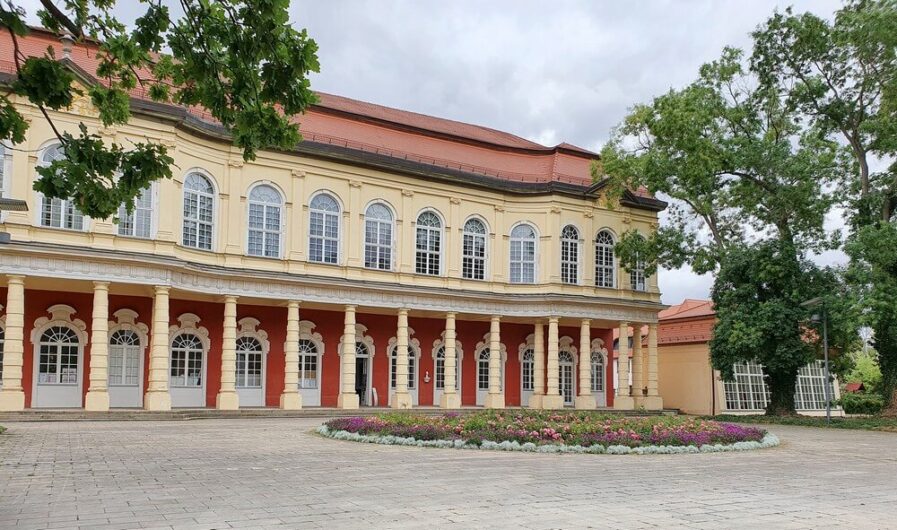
[[590, 350, 605, 393], [595, 230, 616, 288], [462, 218, 487, 280], [510, 224, 537, 284], [434, 346, 461, 391], [364, 203, 393, 270], [389, 345, 416, 390], [37, 326, 81, 384], [108, 329, 141, 386], [415, 210, 442, 275], [39, 144, 84, 230], [236, 336, 263, 389], [477, 348, 491, 391], [247, 184, 283, 258], [118, 185, 153, 238], [0, 142, 10, 201], [561, 224, 580, 284], [630, 234, 647, 291], [182, 172, 215, 250], [298, 339, 319, 389], [170, 333, 204, 387], [521, 348, 534, 391], [309, 193, 340, 264]]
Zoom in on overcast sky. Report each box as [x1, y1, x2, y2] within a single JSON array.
[[23, 0, 846, 304]]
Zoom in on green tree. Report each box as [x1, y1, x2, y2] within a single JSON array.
[[0, 0, 319, 219], [599, 47, 846, 414]]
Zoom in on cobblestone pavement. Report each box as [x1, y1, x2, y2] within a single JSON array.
[[1, 418, 895, 529]]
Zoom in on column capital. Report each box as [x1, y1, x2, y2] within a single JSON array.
[[580, 318, 591, 326], [548, 316, 560, 324], [490, 314, 501, 322], [92, 281, 110, 289], [398, 307, 409, 316], [6, 274, 25, 284], [287, 299, 300, 309], [445, 311, 457, 319], [344, 304, 357, 311], [222, 294, 239, 303], [153, 285, 170, 295]]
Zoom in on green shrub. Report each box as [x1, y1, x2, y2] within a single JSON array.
[[838, 393, 885, 415]]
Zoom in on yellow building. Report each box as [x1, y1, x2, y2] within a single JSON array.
[[0, 29, 666, 412]]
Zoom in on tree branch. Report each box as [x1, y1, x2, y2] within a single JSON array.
[[39, 0, 83, 38]]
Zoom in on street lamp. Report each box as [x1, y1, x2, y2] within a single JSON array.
[[802, 296, 831, 423]]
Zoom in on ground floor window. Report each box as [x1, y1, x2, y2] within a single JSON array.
[[38, 326, 80, 384], [171, 333, 204, 387], [521, 349, 534, 391], [298, 339, 318, 389], [236, 336, 263, 388], [389, 346, 415, 390], [590, 351, 605, 392], [724, 360, 834, 411], [477, 349, 490, 390], [108, 329, 141, 386], [795, 361, 835, 410], [435, 346, 460, 390]]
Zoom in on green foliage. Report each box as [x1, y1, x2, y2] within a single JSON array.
[[712, 414, 897, 431], [0, 0, 320, 220], [838, 392, 885, 415], [845, 349, 883, 392]]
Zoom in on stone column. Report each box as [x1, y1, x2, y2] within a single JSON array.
[[528, 321, 545, 408], [392, 308, 412, 409], [484, 315, 505, 408], [85, 281, 111, 411], [575, 319, 596, 409], [614, 321, 635, 410], [145, 286, 172, 411], [216, 295, 239, 410], [0, 275, 26, 411], [280, 300, 302, 409], [337, 305, 359, 409], [631, 323, 645, 406], [542, 317, 563, 409], [440, 312, 461, 408], [644, 322, 664, 410]]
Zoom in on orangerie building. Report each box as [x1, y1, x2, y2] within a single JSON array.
[[0, 30, 666, 413]]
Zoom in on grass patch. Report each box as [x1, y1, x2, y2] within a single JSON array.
[[711, 414, 897, 432]]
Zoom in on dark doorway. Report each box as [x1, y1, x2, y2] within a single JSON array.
[[355, 356, 368, 405]]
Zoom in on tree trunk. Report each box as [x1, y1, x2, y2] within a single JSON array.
[[765, 367, 799, 416]]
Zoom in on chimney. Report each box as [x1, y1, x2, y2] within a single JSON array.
[[59, 33, 74, 59]]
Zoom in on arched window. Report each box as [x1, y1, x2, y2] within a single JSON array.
[[595, 230, 616, 288], [415, 211, 442, 275], [182, 172, 215, 250], [39, 143, 84, 230], [389, 345, 416, 390], [37, 326, 81, 384], [108, 329, 141, 386], [364, 203, 393, 270], [590, 350, 605, 393], [561, 225, 580, 284], [521, 348, 534, 391], [236, 336, 263, 388], [247, 184, 283, 258], [309, 193, 340, 264], [509, 224, 537, 284], [118, 185, 154, 238], [477, 348, 491, 391], [462, 218, 487, 280], [629, 234, 647, 291], [170, 333, 204, 387], [434, 346, 461, 391], [298, 339, 319, 389]]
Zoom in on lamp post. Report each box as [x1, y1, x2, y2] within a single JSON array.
[[802, 296, 831, 424]]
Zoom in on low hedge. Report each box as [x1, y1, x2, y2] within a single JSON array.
[[837, 393, 885, 415]]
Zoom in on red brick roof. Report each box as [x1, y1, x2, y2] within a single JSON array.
[[612, 299, 716, 358]]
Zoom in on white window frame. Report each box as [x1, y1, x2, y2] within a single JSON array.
[[474, 333, 506, 406], [560, 224, 580, 285], [590, 349, 606, 393], [462, 217, 489, 281], [296, 320, 325, 407], [35, 142, 87, 231], [117, 183, 157, 239], [415, 209, 443, 276], [108, 328, 143, 387], [167, 314, 210, 407], [246, 182, 284, 259], [558, 338, 578, 405], [521, 348, 534, 392], [308, 191, 341, 265], [595, 229, 616, 288], [30, 304, 88, 408], [363, 201, 395, 271], [388, 333, 421, 391], [181, 171, 217, 251], [235, 317, 269, 394], [509, 223, 538, 284]]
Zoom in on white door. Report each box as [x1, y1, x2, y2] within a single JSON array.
[[298, 338, 321, 406], [559, 351, 575, 406], [389, 346, 419, 406], [33, 325, 83, 408], [520, 349, 534, 406], [433, 347, 461, 405], [108, 329, 143, 408], [476, 349, 490, 406], [236, 336, 265, 407], [591, 351, 608, 407], [169, 333, 206, 407]]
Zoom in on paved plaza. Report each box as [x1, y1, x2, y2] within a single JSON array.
[[1, 418, 895, 529]]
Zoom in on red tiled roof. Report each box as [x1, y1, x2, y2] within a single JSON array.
[[612, 299, 716, 356], [844, 382, 865, 393]]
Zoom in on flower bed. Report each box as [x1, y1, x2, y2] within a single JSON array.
[[318, 410, 779, 455]]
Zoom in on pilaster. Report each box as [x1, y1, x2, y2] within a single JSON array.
[[392, 308, 412, 408], [337, 305, 359, 409], [614, 321, 635, 410], [280, 300, 302, 409], [542, 317, 564, 409], [216, 295, 239, 410], [528, 321, 545, 409], [85, 281, 111, 411], [440, 312, 461, 408], [644, 322, 664, 410], [144, 286, 172, 411], [483, 315, 505, 408], [0, 275, 26, 411], [575, 319, 596, 409], [632, 323, 645, 407]]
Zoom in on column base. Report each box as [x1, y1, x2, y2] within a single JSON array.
[[391, 391, 413, 409], [574, 394, 596, 410], [280, 392, 302, 410], [84, 391, 110, 412], [337, 392, 359, 410], [439, 392, 461, 409], [144, 390, 171, 411], [216, 391, 239, 410], [643, 395, 664, 410], [527, 393, 544, 409], [541, 394, 564, 409], [614, 395, 636, 410], [0, 390, 25, 411], [483, 393, 505, 409]]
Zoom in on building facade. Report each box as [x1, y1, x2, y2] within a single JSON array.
[[0, 30, 666, 412]]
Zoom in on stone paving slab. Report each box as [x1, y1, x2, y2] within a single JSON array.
[[1, 418, 896, 529]]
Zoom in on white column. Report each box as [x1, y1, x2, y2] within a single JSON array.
[[542, 317, 563, 409], [631, 323, 645, 406], [216, 295, 239, 410], [392, 308, 412, 408], [85, 281, 111, 411], [484, 315, 505, 408], [440, 312, 461, 408], [644, 322, 664, 410], [145, 286, 172, 411], [528, 321, 545, 408], [280, 300, 302, 409], [337, 305, 359, 409], [614, 321, 635, 410], [0, 275, 26, 411], [575, 319, 596, 409]]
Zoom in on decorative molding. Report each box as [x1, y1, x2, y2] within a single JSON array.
[[449, 197, 461, 205], [108, 308, 149, 349], [349, 180, 363, 188], [291, 168, 306, 178], [387, 327, 421, 359], [402, 190, 414, 197], [228, 159, 244, 168], [344, 323, 375, 357], [518, 333, 535, 361], [475, 332, 507, 360], [168, 313, 211, 351], [494, 205, 505, 213], [590, 338, 608, 362], [31, 304, 89, 344], [237, 316, 270, 355], [550, 206, 562, 214], [559, 335, 578, 362], [431, 332, 464, 361]]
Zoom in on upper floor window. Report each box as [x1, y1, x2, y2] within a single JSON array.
[[118, 186, 153, 238], [509, 223, 537, 284], [309, 193, 340, 264], [595, 230, 616, 288], [629, 234, 646, 291], [415, 210, 442, 275], [247, 184, 283, 258], [38, 143, 84, 230], [462, 218, 487, 280], [364, 202, 393, 270], [561, 225, 579, 284], [0, 142, 9, 200], [182, 172, 215, 250]]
